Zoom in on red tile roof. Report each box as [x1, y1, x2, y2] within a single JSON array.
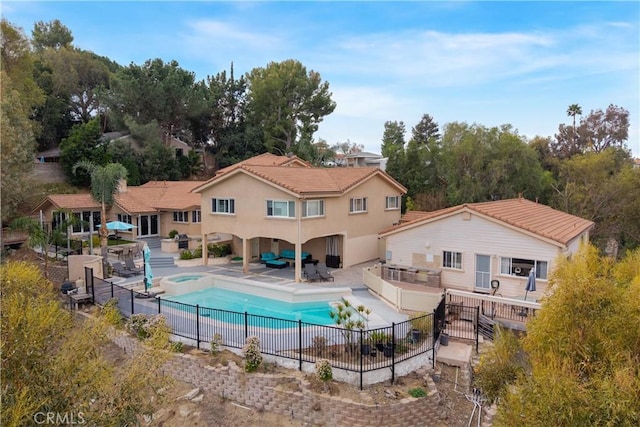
[[196, 164, 406, 196], [381, 198, 594, 246], [33, 181, 205, 215]]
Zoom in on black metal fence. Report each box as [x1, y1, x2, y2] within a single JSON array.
[[84, 267, 443, 389]]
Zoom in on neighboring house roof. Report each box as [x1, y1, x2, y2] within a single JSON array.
[[32, 193, 101, 212], [346, 151, 382, 159], [380, 198, 594, 247], [31, 181, 205, 216], [194, 163, 407, 196]]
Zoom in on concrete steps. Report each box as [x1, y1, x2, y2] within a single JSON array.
[[149, 257, 175, 268]]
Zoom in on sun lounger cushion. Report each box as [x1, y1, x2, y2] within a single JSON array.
[[266, 259, 287, 269]]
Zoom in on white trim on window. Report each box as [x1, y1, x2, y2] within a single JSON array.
[[173, 211, 189, 223], [443, 251, 463, 270], [302, 200, 325, 218], [211, 198, 235, 215], [500, 257, 548, 279], [385, 195, 400, 210], [349, 197, 368, 213], [266, 200, 295, 218]]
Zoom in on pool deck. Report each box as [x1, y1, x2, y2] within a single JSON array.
[[110, 247, 408, 326]]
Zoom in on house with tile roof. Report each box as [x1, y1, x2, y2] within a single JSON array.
[[193, 153, 407, 282], [378, 198, 594, 299], [31, 180, 206, 240]]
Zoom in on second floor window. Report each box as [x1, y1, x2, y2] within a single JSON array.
[[350, 197, 367, 213], [212, 198, 235, 214], [385, 196, 400, 210], [173, 211, 189, 223], [302, 200, 325, 218], [192, 210, 201, 223], [267, 200, 295, 218]]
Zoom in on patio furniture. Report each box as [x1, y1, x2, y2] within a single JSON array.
[[316, 262, 334, 281], [124, 258, 143, 274], [303, 264, 321, 282], [266, 259, 287, 269], [111, 261, 135, 277], [260, 252, 280, 264]]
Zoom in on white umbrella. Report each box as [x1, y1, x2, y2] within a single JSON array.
[[524, 269, 536, 301], [101, 221, 137, 231]]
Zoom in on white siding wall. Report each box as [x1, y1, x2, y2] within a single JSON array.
[[385, 212, 568, 298]]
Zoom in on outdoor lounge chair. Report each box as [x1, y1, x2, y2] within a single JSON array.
[[111, 261, 135, 278], [304, 264, 321, 282], [124, 258, 143, 274], [316, 262, 334, 281]]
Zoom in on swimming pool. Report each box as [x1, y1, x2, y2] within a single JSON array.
[[159, 272, 353, 327], [164, 287, 338, 325]]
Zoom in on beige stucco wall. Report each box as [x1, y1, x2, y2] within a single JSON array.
[[383, 212, 587, 299], [197, 171, 403, 268]]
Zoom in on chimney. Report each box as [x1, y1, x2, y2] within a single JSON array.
[[117, 179, 127, 193]]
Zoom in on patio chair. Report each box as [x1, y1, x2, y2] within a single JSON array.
[[316, 262, 334, 282], [111, 261, 135, 278], [124, 258, 143, 275], [303, 264, 321, 282]]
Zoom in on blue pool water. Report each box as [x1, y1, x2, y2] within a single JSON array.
[[170, 275, 207, 283], [163, 287, 337, 327]]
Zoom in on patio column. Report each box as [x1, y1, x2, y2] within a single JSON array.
[[202, 233, 209, 265], [242, 238, 250, 274]]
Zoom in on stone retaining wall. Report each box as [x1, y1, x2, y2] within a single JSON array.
[[111, 333, 445, 426]]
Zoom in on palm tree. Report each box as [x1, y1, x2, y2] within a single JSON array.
[[72, 161, 128, 275], [566, 104, 582, 147]]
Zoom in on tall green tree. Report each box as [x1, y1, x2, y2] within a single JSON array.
[[31, 19, 73, 51], [111, 58, 200, 140], [566, 103, 582, 148], [72, 161, 128, 273], [552, 148, 639, 253], [1, 20, 45, 221], [380, 120, 406, 185], [60, 118, 109, 185], [246, 59, 336, 151]]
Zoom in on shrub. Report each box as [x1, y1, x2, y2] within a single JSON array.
[[243, 336, 263, 372], [408, 387, 426, 398], [179, 250, 196, 260], [410, 312, 433, 335], [210, 333, 223, 356], [170, 341, 184, 353], [126, 314, 172, 350], [168, 230, 178, 239], [101, 298, 123, 327], [208, 243, 232, 257], [315, 359, 333, 383]]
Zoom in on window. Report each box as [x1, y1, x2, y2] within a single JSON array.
[[349, 197, 368, 213], [302, 200, 324, 217], [266, 200, 295, 218], [385, 196, 400, 210], [60, 210, 99, 233], [443, 251, 463, 269], [173, 211, 189, 223], [500, 257, 548, 279], [192, 210, 201, 223], [117, 214, 132, 225], [211, 198, 235, 214]]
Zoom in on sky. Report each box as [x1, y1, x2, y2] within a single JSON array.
[[2, 1, 639, 157]]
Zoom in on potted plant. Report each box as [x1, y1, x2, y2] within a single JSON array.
[[383, 341, 394, 358], [369, 331, 388, 352]]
